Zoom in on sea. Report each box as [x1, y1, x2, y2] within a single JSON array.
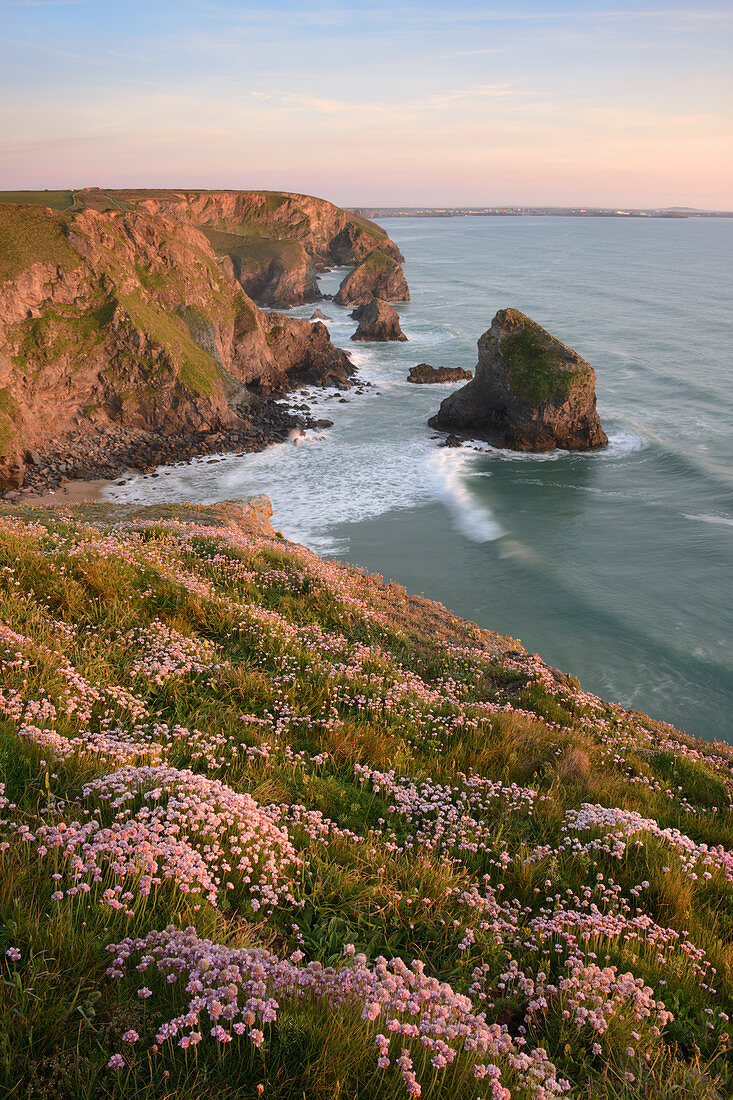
[[102, 216, 733, 744]]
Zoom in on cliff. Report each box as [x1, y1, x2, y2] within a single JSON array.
[[0, 498, 730, 1100], [97, 189, 404, 307], [0, 201, 353, 490], [429, 309, 608, 451], [200, 229, 320, 308]]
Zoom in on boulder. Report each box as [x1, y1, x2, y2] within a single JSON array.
[[310, 309, 331, 321], [350, 299, 407, 342], [408, 363, 472, 384], [334, 250, 410, 306], [428, 309, 607, 452]]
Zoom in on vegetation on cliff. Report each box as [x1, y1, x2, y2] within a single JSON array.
[[0, 500, 731, 1099]]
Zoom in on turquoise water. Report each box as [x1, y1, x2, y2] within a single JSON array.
[[104, 216, 733, 743]]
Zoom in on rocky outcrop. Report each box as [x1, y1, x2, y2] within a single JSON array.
[[0, 203, 353, 490], [201, 229, 319, 308], [310, 309, 330, 321], [334, 251, 410, 306], [350, 299, 407, 342], [408, 363, 472, 384], [428, 309, 608, 452]]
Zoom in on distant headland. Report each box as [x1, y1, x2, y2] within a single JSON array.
[[350, 205, 733, 219]]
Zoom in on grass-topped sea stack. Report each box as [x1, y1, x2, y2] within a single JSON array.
[[429, 308, 608, 451], [334, 249, 410, 306]]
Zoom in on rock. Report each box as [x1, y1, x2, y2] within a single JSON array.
[[312, 419, 333, 429], [334, 251, 410, 306], [310, 309, 331, 321], [440, 434, 463, 448], [0, 454, 26, 491], [212, 233, 321, 308], [428, 309, 608, 452], [408, 364, 473, 384], [25, 448, 42, 465], [350, 299, 407, 342]]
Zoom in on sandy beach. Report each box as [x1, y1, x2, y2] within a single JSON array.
[[32, 477, 110, 507]]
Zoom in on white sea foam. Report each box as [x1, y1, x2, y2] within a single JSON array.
[[684, 513, 733, 528], [425, 449, 503, 543]]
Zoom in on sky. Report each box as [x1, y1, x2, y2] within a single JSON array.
[[0, 0, 731, 208]]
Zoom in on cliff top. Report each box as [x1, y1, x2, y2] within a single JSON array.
[[0, 186, 390, 243], [0, 499, 730, 1100]]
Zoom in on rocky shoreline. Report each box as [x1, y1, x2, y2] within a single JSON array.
[[5, 381, 359, 502]]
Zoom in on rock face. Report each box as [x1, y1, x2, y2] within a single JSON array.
[[30, 190, 406, 310], [334, 251, 410, 306], [0, 202, 354, 489], [119, 189, 404, 267], [350, 299, 407, 342], [428, 309, 608, 452], [201, 230, 319, 308], [408, 363, 472, 384]]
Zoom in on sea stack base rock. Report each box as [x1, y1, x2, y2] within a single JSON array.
[[350, 299, 407, 342], [408, 364, 473, 384], [428, 309, 608, 452]]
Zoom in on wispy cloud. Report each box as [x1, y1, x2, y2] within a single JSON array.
[[250, 90, 420, 124], [425, 83, 515, 109]]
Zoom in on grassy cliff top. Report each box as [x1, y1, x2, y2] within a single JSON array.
[[361, 248, 399, 271], [0, 204, 81, 283], [0, 501, 731, 1100]]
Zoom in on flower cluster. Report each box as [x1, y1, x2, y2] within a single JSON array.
[[106, 925, 570, 1098], [33, 765, 301, 911]]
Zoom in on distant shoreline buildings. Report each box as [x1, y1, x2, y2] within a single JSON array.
[[349, 206, 732, 219]]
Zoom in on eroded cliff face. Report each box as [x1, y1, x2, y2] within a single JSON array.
[[0, 203, 352, 488], [202, 230, 320, 308], [100, 189, 404, 306]]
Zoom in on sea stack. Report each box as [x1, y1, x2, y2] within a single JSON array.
[[350, 299, 407, 342], [334, 250, 410, 305], [428, 309, 608, 451]]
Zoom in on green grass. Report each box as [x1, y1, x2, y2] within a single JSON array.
[[115, 292, 224, 398], [0, 389, 21, 456], [201, 228, 306, 273], [0, 501, 730, 1098], [499, 309, 588, 405], [360, 249, 396, 272], [346, 212, 388, 239], [0, 190, 75, 211], [10, 296, 114, 375], [0, 204, 81, 283]]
